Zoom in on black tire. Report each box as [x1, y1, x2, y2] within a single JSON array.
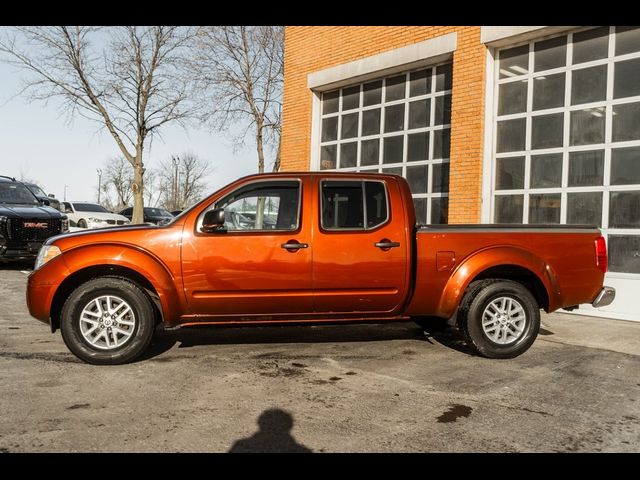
[[60, 276, 156, 365], [77, 219, 87, 228], [457, 279, 540, 359]]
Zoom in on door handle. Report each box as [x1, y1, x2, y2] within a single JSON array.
[[281, 241, 309, 251], [375, 239, 400, 250]]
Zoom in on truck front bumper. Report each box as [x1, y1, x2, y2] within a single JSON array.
[[592, 286, 616, 308]]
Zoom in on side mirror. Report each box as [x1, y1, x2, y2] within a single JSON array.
[[48, 194, 55, 198], [202, 208, 226, 233]]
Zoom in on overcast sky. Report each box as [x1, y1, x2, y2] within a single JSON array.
[[0, 59, 259, 204]]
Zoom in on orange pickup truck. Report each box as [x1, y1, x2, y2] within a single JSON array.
[[27, 172, 614, 364]]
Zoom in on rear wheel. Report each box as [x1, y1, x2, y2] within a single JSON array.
[[60, 277, 156, 365], [457, 279, 540, 359], [77, 219, 87, 228]]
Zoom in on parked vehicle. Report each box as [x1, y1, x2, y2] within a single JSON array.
[[119, 206, 174, 225], [0, 175, 68, 260], [24, 183, 61, 211], [62, 201, 130, 229], [27, 172, 614, 364]]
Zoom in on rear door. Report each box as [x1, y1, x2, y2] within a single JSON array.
[[312, 177, 409, 314]]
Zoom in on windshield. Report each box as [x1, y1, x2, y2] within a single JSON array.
[[73, 203, 109, 213], [27, 184, 47, 197], [0, 183, 39, 205], [146, 208, 172, 217]]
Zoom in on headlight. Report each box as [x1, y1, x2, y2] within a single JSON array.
[[34, 245, 62, 270], [61, 218, 69, 232]]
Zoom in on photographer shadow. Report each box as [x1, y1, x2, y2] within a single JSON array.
[[228, 408, 311, 453]]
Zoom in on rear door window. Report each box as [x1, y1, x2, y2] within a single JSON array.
[[321, 180, 388, 230]]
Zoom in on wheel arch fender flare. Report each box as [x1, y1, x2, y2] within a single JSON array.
[[436, 246, 559, 318]]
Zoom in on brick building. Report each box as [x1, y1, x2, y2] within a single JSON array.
[[280, 26, 640, 321]]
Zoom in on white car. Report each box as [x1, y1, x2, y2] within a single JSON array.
[[61, 201, 131, 230]]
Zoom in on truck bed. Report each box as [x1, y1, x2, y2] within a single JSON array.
[[406, 224, 604, 319]]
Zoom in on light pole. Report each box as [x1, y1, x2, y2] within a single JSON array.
[[96, 168, 103, 204], [172, 156, 180, 211], [64, 185, 69, 201]]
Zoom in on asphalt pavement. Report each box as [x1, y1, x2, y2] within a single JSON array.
[[1, 262, 639, 452]]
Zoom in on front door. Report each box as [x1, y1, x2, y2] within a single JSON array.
[[312, 178, 409, 314], [182, 179, 313, 318]]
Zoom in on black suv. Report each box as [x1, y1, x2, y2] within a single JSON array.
[[0, 176, 69, 260], [24, 183, 62, 211]]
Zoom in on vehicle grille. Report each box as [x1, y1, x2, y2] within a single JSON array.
[[105, 219, 127, 225], [6, 218, 61, 242]]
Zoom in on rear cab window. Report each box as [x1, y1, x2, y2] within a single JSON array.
[[320, 180, 389, 231]]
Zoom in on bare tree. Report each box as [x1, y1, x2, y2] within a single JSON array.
[[0, 26, 197, 223], [157, 152, 213, 211], [190, 26, 284, 174], [97, 156, 133, 211]]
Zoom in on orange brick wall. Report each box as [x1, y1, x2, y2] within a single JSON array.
[[280, 26, 486, 223]]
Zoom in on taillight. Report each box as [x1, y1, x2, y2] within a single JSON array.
[[595, 236, 607, 273]]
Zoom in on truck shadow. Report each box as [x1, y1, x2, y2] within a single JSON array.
[[140, 321, 474, 361], [0, 260, 34, 271]]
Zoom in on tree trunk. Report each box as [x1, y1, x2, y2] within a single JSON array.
[[255, 126, 265, 229], [131, 156, 145, 224]]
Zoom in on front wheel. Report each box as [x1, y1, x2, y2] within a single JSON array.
[[60, 277, 156, 365], [457, 279, 540, 359]]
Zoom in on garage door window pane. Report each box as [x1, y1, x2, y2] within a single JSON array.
[[615, 26, 640, 56], [614, 58, 640, 99], [611, 147, 640, 186], [500, 45, 529, 79], [384, 104, 405, 132], [407, 132, 429, 162], [532, 73, 565, 111], [612, 102, 640, 142], [573, 27, 609, 64], [568, 150, 604, 186], [609, 191, 640, 228], [435, 64, 452, 91], [323, 90, 339, 114], [360, 139, 380, 167], [571, 65, 607, 105], [409, 99, 430, 129], [495, 195, 523, 223], [497, 118, 526, 153], [341, 113, 359, 139], [529, 193, 561, 224], [340, 142, 357, 168], [432, 163, 450, 193], [433, 129, 451, 159], [320, 145, 337, 170], [608, 235, 640, 274], [386, 75, 406, 102], [362, 109, 381, 136], [383, 136, 403, 164], [322, 116, 338, 142], [570, 108, 605, 146], [413, 198, 427, 224], [499, 80, 528, 115], [531, 153, 562, 188], [496, 157, 525, 190], [534, 36, 567, 72], [342, 86, 360, 111], [363, 81, 382, 106], [406, 165, 428, 194], [431, 197, 449, 225], [532, 113, 564, 150], [567, 192, 602, 227], [409, 70, 431, 97], [434, 94, 452, 125]]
